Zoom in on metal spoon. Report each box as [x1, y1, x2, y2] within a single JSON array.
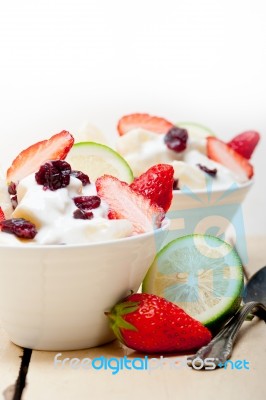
[[187, 266, 266, 369]]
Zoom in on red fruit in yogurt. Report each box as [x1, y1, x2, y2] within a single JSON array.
[[0, 207, 5, 223], [117, 113, 173, 136], [7, 130, 74, 184], [130, 164, 174, 212], [96, 175, 165, 234], [228, 130, 260, 159], [207, 137, 254, 181], [0, 218, 37, 239]]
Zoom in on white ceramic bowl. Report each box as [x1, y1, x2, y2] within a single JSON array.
[[164, 180, 253, 250], [0, 223, 168, 351]]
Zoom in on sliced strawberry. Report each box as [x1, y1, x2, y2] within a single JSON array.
[[7, 131, 74, 184], [117, 113, 174, 136], [96, 175, 165, 234], [130, 164, 174, 212], [228, 130, 260, 159], [0, 207, 5, 223], [207, 137, 254, 181]]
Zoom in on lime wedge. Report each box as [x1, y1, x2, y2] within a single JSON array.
[[176, 122, 215, 139], [143, 234, 243, 329], [66, 142, 134, 183]]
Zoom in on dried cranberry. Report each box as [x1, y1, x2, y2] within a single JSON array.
[[73, 209, 94, 220], [73, 196, 101, 210], [173, 179, 180, 190], [11, 195, 18, 210], [197, 164, 217, 177], [71, 170, 90, 186], [164, 127, 188, 152], [107, 210, 119, 219], [0, 218, 37, 239], [35, 160, 71, 191], [8, 182, 17, 195]]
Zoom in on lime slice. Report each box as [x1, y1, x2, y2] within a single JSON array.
[[143, 234, 243, 329], [176, 122, 215, 139], [66, 142, 134, 183]]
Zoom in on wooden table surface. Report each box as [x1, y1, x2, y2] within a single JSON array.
[[0, 236, 265, 400]]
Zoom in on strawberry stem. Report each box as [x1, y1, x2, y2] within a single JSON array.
[[105, 301, 140, 345]]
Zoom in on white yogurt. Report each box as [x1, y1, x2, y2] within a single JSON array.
[[1, 174, 133, 245], [116, 128, 247, 190]]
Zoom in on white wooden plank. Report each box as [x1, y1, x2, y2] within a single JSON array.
[[23, 319, 266, 400], [0, 326, 23, 399]]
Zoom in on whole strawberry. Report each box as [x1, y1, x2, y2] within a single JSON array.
[[130, 164, 174, 212], [106, 293, 212, 353]]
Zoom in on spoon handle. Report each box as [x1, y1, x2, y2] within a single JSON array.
[[187, 301, 266, 369]]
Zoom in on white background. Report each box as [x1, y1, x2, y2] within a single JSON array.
[[0, 0, 265, 235]]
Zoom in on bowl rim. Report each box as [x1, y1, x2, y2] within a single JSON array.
[[172, 178, 253, 195], [0, 218, 170, 250]]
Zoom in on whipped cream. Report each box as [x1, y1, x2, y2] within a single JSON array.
[[0, 174, 133, 245], [116, 128, 247, 190]]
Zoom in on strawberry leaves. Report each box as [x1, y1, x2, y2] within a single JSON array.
[[105, 301, 139, 344]]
